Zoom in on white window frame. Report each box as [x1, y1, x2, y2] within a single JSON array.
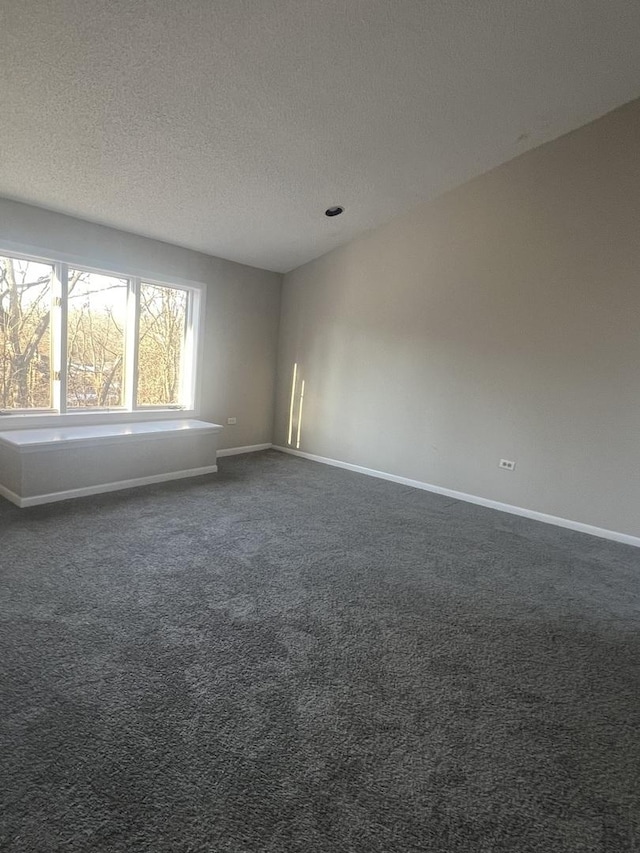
[[0, 240, 206, 429]]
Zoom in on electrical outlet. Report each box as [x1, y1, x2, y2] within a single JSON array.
[[227, 417, 237, 425], [499, 459, 516, 471]]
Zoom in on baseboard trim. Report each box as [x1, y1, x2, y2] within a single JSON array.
[[0, 483, 23, 508], [272, 446, 640, 548], [3, 465, 219, 508], [217, 443, 272, 457]]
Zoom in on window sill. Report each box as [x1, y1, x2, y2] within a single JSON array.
[[0, 418, 223, 451], [0, 409, 199, 431]]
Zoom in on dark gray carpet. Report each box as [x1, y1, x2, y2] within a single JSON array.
[[1, 450, 639, 852]]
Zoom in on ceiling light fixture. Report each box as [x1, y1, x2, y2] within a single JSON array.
[[325, 206, 344, 217]]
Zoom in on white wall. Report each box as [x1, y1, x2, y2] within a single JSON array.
[[274, 98, 640, 539], [0, 199, 282, 450]]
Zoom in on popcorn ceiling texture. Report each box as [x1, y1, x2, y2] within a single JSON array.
[[2, 0, 640, 271], [1, 450, 639, 851]]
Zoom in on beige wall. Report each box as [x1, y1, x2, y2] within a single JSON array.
[[274, 98, 640, 538], [0, 199, 282, 450]]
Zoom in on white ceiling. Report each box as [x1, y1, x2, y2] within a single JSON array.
[[2, 1, 640, 273]]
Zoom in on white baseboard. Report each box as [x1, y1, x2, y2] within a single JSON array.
[[1, 465, 219, 508], [272, 446, 640, 548], [217, 443, 272, 457], [0, 483, 23, 508]]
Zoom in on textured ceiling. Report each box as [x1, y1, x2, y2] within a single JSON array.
[[2, 1, 640, 273]]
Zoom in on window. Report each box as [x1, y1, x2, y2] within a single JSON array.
[[0, 252, 203, 420], [0, 256, 54, 411], [67, 270, 128, 408], [137, 282, 188, 406]]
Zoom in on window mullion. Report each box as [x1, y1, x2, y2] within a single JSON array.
[[52, 263, 68, 414], [181, 290, 197, 409], [124, 277, 141, 411], [59, 265, 68, 413]]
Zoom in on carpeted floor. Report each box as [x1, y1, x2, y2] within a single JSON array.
[[1, 449, 639, 852]]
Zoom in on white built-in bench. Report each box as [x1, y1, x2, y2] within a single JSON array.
[[0, 419, 223, 507]]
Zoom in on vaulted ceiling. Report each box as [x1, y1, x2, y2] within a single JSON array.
[[2, 0, 640, 272]]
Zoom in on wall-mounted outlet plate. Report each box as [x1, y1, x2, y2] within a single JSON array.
[[227, 417, 237, 425], [499, 458, 516, 471]]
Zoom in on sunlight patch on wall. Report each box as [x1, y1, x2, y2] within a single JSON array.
[[296, 379, 305, 449], [287, 362, 298, 446], [287, 362, 306, 449]]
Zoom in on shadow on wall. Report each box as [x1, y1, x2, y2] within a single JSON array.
[[287, 362, 305, 449]]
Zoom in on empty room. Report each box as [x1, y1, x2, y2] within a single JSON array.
[[1, 1, 639, 851]]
